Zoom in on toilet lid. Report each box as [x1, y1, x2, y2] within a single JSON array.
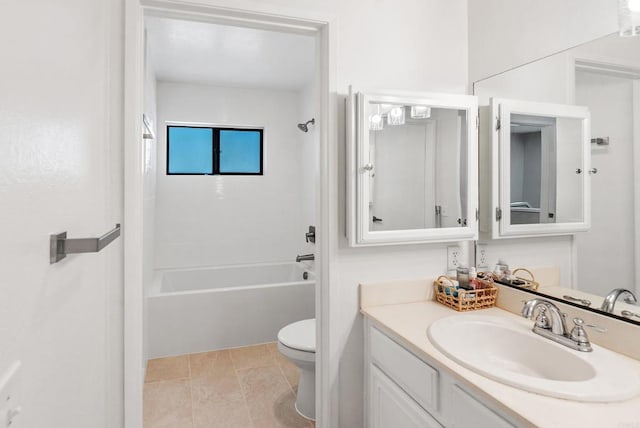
[[278, 318, 315, 352]]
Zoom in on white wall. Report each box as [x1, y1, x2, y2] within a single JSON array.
[[155, 82, 312, 268], [0, 0, 124, 426], [468, 0, 618, 82], [328, 1, 470, 426]]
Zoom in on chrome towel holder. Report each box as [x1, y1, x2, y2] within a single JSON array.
[[50, 224, 121, 264]]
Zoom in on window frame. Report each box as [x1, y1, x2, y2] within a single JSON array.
[[166, 124, 264, 176]]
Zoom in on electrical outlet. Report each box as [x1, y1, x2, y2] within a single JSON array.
[[477, 244, 488, 269], [447, 246, 461, 271]]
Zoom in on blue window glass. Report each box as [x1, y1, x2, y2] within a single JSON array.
[[167, 127, 213, 174], [219, 130, 262, 174]]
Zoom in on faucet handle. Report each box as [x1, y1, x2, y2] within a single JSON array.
[[569, 318, 592, 351], [534, 306, 551, 329], [572, 317, 606, 332]]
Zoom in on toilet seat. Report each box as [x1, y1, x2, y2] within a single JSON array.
[[277, 318, 315, 352]]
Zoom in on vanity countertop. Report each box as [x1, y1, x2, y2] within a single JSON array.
[[362, 300, 640, 428]]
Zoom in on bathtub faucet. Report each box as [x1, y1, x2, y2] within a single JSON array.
[[296, 254, 315, 262]]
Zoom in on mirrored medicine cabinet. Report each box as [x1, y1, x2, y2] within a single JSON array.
[[346, 88, 478, 246], [479, 98, 591, 239]]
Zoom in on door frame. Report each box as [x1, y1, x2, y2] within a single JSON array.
[[123, 1, 336, 426]]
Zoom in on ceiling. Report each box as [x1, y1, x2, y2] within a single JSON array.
[[145, 17, 315, 90]]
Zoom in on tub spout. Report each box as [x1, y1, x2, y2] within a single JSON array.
[[296, 254, 314, 262]]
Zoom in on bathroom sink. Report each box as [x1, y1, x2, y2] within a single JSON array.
[[427, 314, 640, 402]]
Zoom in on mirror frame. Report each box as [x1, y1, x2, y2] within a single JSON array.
[[346, 88, 478, 246], [482, 97, 591, 239]]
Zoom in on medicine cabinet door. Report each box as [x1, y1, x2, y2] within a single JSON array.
[[347, 88, 478, 246], [481, 97, 591, 239]]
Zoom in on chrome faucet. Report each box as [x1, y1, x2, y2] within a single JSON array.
[[296, 254, 314, 262], [521, 298, 598, 352], [600, 288, 637, 313], [522, 298, 568, 335]]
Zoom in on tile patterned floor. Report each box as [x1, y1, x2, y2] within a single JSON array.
[[144, 343, 315, 428]]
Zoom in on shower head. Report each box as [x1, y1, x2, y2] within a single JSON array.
[[297, 118, 315, 132]]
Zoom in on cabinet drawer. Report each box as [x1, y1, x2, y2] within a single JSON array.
[[370, 327, 439, 413]]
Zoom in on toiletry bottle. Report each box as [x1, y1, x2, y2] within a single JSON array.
[[469, 267, 478, 289], [494, 259, 510, 279], [457, 266, 471, 290]]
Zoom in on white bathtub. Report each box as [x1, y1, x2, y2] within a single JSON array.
[[148, 262, 315, 358]]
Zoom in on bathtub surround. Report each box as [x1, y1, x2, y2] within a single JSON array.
[[148, 263, 314, 358], [154, 82, 316, 269]]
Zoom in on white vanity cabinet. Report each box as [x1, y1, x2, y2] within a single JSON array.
[[365, 322, 520, 428]]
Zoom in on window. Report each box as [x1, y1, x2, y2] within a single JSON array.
[[167, 125, 263, 175]]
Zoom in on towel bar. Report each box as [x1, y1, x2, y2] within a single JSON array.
[[50, 224, 121, 264]]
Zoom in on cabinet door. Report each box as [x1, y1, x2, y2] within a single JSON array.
[[449, 384, 515, 428], [369, 365, 442, 428], [480, 97, 590, 239], [346, 88, 479, 247]]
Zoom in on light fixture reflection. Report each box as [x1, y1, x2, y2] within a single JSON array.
[[387, 106, 405, 126], [411, 105, 431, 119], [619, 0, 640, 37], [369, 104, 384, 131]]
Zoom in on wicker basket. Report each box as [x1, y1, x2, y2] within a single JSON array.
[[433, 275, 498, 312], [512, 268, 539, 291]]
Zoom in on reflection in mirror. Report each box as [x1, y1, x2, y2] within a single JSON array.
[[509, 114, 586, 225], [509, 115, 553, 225], [366, 102, 467, 232], [474, 32, 640, 323]]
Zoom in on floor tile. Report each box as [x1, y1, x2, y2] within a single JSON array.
[[144, 379, 193, 428], [191, 371, 244, 405], [143, 345, 313, 428], [230, 344, 277, 370], [192, 397, 253, 428], [146, 355, 190, 383], [267, 342, 301, 390], [251, 389, 312, 428], [238, 366, 309, 426], [190, 349, 235, 379]]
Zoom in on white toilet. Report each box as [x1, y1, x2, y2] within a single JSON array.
[[277, 318, 316, 421]]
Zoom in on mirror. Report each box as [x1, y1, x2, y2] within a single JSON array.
[[347, 89, 478, 246], [480, 98, 590, 238], [474, 33, 640, 323]]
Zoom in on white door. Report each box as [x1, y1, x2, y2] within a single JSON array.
[[0, 1, 124, 427]]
